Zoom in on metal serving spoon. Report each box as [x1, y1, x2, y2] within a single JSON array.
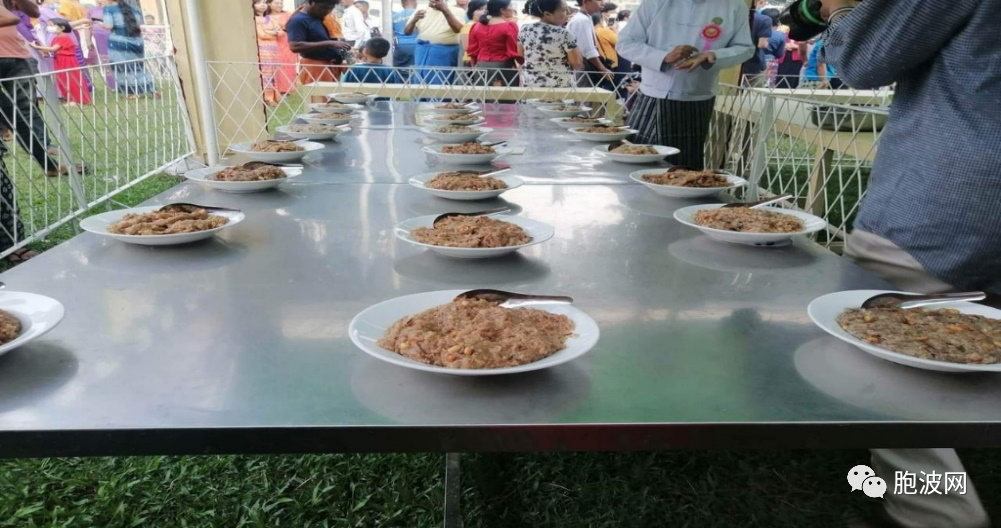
[[861, 291, 987, 309], [157, 203, 242, 214], [722, 193, 794, 209], [454, 289, 573, 308], [432, 207, 511, 227]]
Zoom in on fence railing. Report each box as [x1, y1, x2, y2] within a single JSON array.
[[0, 55, 194, 259], [206, 62, 629, 159], [707, 80, 892, 250]]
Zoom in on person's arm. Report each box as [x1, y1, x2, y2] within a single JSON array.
[[403, 9, 423, 35], [287, 19, 350, 53], [11, 0, 38, 18], [567, 47, 584, 71], [101, 7, 114, 29], [466, 24, 480, 65], [440, 4, 463, 33], [507, 25, 522, 64], [816, 59, 828, 88], [798, 41, 808, 57], [0, 4, 18, 27], [615, 1, 673, 71], [256, 20, 275, 40], [821, 0, 974, 89]]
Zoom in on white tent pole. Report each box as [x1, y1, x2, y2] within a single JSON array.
[[382, 0, 394, 51], [183, 0, 220, 165]]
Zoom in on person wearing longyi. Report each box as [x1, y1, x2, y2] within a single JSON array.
[[287, 0, 352, 84], [404, 0, 466, 84], [616, 0, 753, 170]]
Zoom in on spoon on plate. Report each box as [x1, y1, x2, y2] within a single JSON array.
[[607, 138, 635, 150], [240, 161, 303, 169], [432, 207, 511, 227], [158, 203, 243, 214], [454, 289, 573, 308], [860, 291, 987, 309], [722, 193, 794, 209]]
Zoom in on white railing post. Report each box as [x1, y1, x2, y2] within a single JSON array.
[[183, 0, 220, 165], [748, 95, 775, 201]]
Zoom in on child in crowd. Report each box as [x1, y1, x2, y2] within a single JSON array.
[[30, 18, 91, 105], [343, 37, 403, 84]]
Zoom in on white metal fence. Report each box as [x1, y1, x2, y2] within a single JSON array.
[[205, 61, 629, 159], [707, 79, 892, 249], [0, 55, 194, 258]]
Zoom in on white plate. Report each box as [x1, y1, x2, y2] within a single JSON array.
[[673, 204, 826, 246], [630, 169, 748, 198], [419, 126, 494, 143], [327, 93, 374, 104], [349, 289, 599, 376], [594, 144, 680, 164], [427, 115, 486, 126], [185, 165, 302, 193], [569, 128, 638, 142], [422, 144, 505, 165], [427, 103, 480, 115], [80, 205, 246, 246], [538, 106, 592, 118], [308, 102, 362, 114], [551, 117, 611, 129], [0, 291, 65, 357], [229, 140, 324, 163], [526, 98, 573, 107], [408, 171, 523, 201], [299, 112, 355, 126], [395, 214, 554, 258], [276, 124, 348, 141], [807, 290, 1001, 373]]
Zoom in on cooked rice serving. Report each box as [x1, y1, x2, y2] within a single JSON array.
[[434, 125, 477, 134], [611, 145, 659, 155], [214, 165, 285, 182], [437, 103, 471, 110], [692, 208, 804, 233], [411, 216, 530, 248], [566, 117, 600, 123], [286, 124, 339, 134], [310, 112, 352, 119], [440, 142, 495, 155], [838, 307, 1001, 364], [108, 208, 229, 235], [250, 140, 303, 153], [377, 298, 575, 369], [434, 114, 479, 122], [577, 126, 620, 134], [550, 105, 583, 112], [426, 171, 507, 191], [642, 170, 729, 187], [0, 309, 21, 345]]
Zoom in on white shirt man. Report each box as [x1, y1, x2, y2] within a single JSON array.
[[342, 2, 368, 43]]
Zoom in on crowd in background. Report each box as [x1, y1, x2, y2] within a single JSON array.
[[741, 0, 841, 89]]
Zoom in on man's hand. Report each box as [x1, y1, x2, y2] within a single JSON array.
[[328, 40, 352, 50], [663, 45, 698, 65], [819, 0, 858, 21], [428, 0, 444, 12], [675, 51, 716, 71], [413, 9, 427, 19]]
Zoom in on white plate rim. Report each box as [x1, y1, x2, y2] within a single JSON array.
[[393, 213, 553, 253], [229, 140, 324, 155], [673, 204, 826, 238], [628, 169, 747, 191], [79, 206, 246, 241], [807, 290, 1001, 372], [407, 172, 524, 195], [0, 291, 65, 356], [349, 289, 600, 376], [185, 165, 301, 186]]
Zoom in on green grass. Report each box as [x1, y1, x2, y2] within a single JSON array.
[[4, 449, 1001, 526]]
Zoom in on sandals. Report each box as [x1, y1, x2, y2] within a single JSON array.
[[6, 247, 37, 263]]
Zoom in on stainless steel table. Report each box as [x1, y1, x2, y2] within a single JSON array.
[[2, 103, 998, 458]]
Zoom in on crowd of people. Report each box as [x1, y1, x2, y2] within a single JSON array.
[[262, 0, 639, 91], [740, 1, 841, 89]]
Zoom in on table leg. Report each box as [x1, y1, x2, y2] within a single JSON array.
[[444, 452, 462, 528]]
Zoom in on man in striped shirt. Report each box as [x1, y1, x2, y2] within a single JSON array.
[[822, 1, 1000, 526]]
